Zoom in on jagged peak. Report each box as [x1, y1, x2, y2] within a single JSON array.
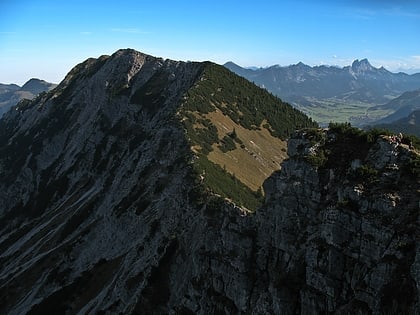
[[107, 48, 154, 83], [21, 78, 49, 86], [295, 61, 307, 67], [224, 61, 240, 67], [351, 58, 374, 72], [54, 49, 162, 98], [20, 78, 55, 92], [113, 47, 148, 57]]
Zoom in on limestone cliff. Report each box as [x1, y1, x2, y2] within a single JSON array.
[[258, 127, 420, 314], [0, 49, 418, 314]]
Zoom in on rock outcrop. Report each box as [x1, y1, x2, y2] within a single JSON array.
[[0, 49, 419, 314], [257, 128, 419, 314]]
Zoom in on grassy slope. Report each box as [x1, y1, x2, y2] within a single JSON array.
[[296, 97, 393, 127], [207, 110, 287, 191], [179, 63, 317, 211]]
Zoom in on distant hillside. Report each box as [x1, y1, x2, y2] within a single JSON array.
[[373, 109, 420, 137], [225, 59, 420, 126], [370, 88, 420, 124], [0, 78, 57, 117], [0, 83, 20, 94]]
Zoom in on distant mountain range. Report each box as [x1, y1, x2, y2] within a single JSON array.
[[225, 59, 420, 126], [0, 78, 56, 116]]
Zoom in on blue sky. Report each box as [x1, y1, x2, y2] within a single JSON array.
[[1, 0, 420, 85]]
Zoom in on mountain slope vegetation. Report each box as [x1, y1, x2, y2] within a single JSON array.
[[180, 63, 317, 209]]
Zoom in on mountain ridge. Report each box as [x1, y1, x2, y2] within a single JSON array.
[[371, 88, 420, 124], [225, 59, 420, 125], [374, 109, 420, 136], [0, 49, 418, 314], [370, 88, 420, 136], [225, 58, 418, 76]]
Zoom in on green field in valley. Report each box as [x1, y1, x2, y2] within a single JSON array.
[[295, 97, 394, 127]]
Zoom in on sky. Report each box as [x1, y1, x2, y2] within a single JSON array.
[[1, 0, 420, 85]]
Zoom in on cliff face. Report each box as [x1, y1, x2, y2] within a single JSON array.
[[0, 49, 207, 314], [0, 49, 419, 314], [258, 128, 419, 314]]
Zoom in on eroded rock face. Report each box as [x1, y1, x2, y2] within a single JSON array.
[[258, 129, 419, 314], [0, 49, 418, 314], [0, 49, 208, 314]]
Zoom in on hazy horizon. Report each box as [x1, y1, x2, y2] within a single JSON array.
[[6, 56, 420, 87]]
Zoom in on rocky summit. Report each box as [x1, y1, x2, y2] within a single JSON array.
[[0, 49, 419, 314]]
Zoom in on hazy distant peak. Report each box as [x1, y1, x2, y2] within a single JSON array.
[[21, 78, 55, 94], [224, 61, 240, 67], [224, 62, 261, 70], [293, 61, 311, 70], [0, 83, 20, 92], [352, 58, 371, 66], [22, 77, 47, 86], [224, 61, 255, 76], [224, 61, 244, 71], [0, 78, 56, 117], [351, 58, 374, 72]]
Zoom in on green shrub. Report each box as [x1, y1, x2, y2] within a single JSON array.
[[356, 164, 379, 185], [218, 134, 236, 152], [324, 123, 373, 171], [304, 128, 326, 144], [404, 134, 420, 150], [365, 128, 393, 143], [182, 63, 318, 141], [194, 155, 263, 211], [305, 149, 328, 168], [405, 155, 420, 180]]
